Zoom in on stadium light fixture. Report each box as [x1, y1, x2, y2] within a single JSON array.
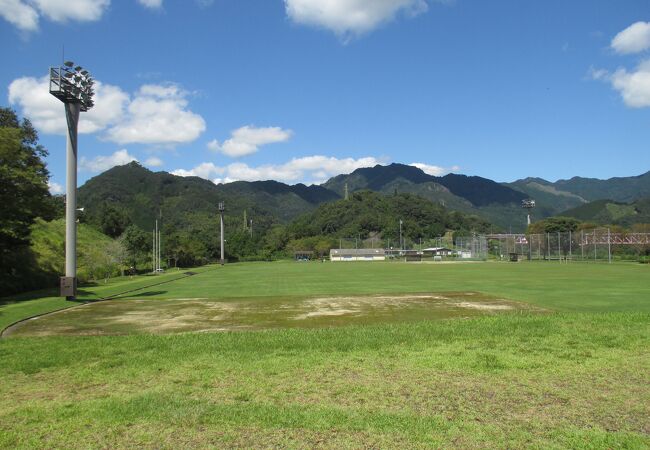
[[49, 60, 95, 300], [521, 199, 536, 226]]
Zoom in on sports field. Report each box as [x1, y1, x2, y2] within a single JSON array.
[[1, 261, 649, 448]]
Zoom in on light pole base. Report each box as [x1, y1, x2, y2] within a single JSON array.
[[60, 276, 77, 300]]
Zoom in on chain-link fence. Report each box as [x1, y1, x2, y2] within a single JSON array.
[[488, 229, 650, 262], [331, 229, 649, 262], [335, 235, 489, 260]]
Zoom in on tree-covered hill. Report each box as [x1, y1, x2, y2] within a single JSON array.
[[287, 191, 492, 243], [323, 163, 527, 207], [558, 197, 650, 228], [78, 161, 340, 236], [507, 170, 650, 208], [322, 163, 530, 230]]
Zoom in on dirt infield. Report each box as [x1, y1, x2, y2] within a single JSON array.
[[7, 292, 544, 337]]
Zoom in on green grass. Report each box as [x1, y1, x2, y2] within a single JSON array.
[[0, 261, 649, 448], [77, 260, 650, 311]]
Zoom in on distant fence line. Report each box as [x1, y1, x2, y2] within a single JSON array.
[[486, 229, 650, 262], [334, 229, 650, 262]]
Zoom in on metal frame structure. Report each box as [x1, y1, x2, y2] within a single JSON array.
[[50, 61, 94, 300]]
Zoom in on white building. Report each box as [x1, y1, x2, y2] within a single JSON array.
[[330, 248, 386, 262]]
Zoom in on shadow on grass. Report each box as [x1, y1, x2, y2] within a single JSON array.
[[127, 290, 168, 298]]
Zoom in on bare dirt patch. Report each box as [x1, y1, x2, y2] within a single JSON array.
[[8, 292, 544, 337]]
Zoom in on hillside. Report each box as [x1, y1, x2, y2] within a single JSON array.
[[559, 197, 650, 227], [322, 163, 528, 230], [78, 162, 340, 233], [505, 177, 587, 216], [288, 190, 492, 244], [508, 170, 650, 207]]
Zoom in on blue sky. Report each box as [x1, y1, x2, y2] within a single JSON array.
[[2, 0, 649, 193]]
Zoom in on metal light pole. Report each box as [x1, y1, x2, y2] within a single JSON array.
[[50, 61, 95, 300], [219, 202, 225, 265], [399, 220, 403, 252], [522, 199, 535, 227]]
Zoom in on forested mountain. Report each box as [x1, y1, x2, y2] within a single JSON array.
[[322, 163, 530, 230], [507, 171, 650, 207], [287, 191, 492, 246], [78, 161, 339, 234], [558, 197, 650, 228]]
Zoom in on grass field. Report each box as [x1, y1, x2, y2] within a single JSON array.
[[0, 260, 649, 448]]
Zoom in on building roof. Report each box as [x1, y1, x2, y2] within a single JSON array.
[[330, 248, 386, 256]]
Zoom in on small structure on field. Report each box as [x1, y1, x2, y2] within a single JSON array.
[[330, 248, 386, 262], [422, 247, 455, 257], [294, 251, 313, 261]]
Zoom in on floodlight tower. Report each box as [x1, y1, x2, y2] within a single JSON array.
[[522, 199, 536, 226], [49, 61, 95, 300], [219, 202, 225, 265]]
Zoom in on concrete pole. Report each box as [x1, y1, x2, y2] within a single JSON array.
[[608, 228, 612, 264], [220, 212, 225, 265], [154, 219, 158, 272], [64, 103, 80, 299], [152, 228, 156, 272]]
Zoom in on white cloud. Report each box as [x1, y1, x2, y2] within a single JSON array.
[[611, 21, 650, 55], [8, 77, 205, 146], [593, 60, 650, 109], [8, 75, 129, 134], [105, 83, 206, 145], [145, 156, 164, 167], [80, 149, 138, 173], [172, 162, 224, 179], [47, 180, 63, 194], [0, 0, 109, 31], [138, 0, 162, 8], [410, 162, 459, 176], [33, 0, 108, 22], [285, 0, 433, 38], [0, 0, 39, 31], [209, 126, 293, 157], [173, 155, 383, 185]]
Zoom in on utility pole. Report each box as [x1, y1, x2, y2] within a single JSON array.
[[155, 219, 158, 272], [344, 183, 349, 200], [152, 227, 156, 272], [608, 228, 612, 264], [219, 202, 225, 265]]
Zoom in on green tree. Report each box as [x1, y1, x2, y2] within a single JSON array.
[[0, 108, 53, 248], [528, 217, 581, 234], [0, 108, 54, 293], [98, 202, 131, 238], [122, 225, 151, 270]]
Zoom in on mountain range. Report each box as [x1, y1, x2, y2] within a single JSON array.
[[77, 162, 650, 233]]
